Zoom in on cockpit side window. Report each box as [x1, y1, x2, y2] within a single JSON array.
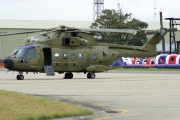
[[10, 49, 19, 58], [15, 45, 36, 58], [27, 49, 36, 58]]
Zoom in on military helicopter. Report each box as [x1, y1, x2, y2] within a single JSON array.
[[1, 12, 177, 80]]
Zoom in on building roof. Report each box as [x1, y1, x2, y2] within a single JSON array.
[[1, 20, 180, 30], [0, 20, 93, 29], [146, 22, 180, 30]]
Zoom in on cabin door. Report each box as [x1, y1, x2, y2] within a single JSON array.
[[43, 48, 55, 76]]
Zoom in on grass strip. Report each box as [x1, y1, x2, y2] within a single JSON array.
[[0, 90, 93, 120]]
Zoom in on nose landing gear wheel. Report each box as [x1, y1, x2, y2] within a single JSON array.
[[16, 75, 24, 80], [87, 72, 95, 79]]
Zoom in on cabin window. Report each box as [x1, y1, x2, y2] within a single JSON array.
[[62, 37, 70, 46], [92, 53, 97, 60], [63, 53, 68, 59], [71, 53, 76, 60], [27, 49, 36, 58], [79, 54, 84, 60], [71, 32, 78, 37], [54, 53, 60, 60]]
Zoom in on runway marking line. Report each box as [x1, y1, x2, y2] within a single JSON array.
[[119, 109, 128, 114], [72, 98, 83, 102], [58, 96, 64, 98], [163, 94, 169, 97], [93, 103, 107, 107], [94, 115, 110, 120]]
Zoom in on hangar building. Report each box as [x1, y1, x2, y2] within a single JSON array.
[[0, 20, 180, 59]]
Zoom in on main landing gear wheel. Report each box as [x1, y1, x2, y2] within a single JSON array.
[[87, 72, 95, 79], [64, 72, 73, 79], [16, 75, 24, 80]]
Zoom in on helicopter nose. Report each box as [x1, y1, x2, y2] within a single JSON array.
[[3, 58, 14, 70]]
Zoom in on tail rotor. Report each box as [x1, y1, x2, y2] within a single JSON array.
[[159, 11, 166, 52], [146, 11, 177, 52]]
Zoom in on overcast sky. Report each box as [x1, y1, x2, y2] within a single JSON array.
[[0, 0, 179, 22]]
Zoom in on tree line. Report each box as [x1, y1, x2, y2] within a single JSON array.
[[90, 6, 148, 46]]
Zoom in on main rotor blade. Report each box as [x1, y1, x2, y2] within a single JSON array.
[[46, 26, 78, 32], [146, 31, 158, 35], [161, 36, 165, 52], [0, 30, 45, 36], [78, 28, 138, 35], [166, 28, 178, 32]]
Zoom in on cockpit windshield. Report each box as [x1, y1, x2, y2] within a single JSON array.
[[10, 48, 20, 57], [16, 49, 28, 58], [11, 45, 36, 58]]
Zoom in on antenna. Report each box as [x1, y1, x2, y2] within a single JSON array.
[[93, 0, 104, 21], [154, 0, 156, 30]]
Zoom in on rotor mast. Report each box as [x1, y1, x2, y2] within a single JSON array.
[[93, 0, 104, 21]]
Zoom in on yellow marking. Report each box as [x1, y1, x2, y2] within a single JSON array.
[[58, 96, 64, 98], [94, 115, 110, 120], [163, 94, 169, 97], [93, 103, 107, 107], [119, 109, 128, 114], [73, 98, 83, 102]]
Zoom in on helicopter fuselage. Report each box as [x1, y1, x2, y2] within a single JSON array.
[[2, 26, 170, 80], [6, 43, 121, 73]]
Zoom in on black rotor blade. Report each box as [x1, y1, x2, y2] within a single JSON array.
[[160, 12, 163, 29], [146, 31, 158, 35], [166, 28, 178, 32], [161, 36, 165, 52]]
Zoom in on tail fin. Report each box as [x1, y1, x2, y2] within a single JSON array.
[[141, 33, 162, 55], [143, 33, 163, 46]]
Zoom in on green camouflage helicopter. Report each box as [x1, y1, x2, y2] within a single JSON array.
[[1, 12, 177, 80]]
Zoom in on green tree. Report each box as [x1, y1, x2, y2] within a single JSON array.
[[90, 7, 148, 46]]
